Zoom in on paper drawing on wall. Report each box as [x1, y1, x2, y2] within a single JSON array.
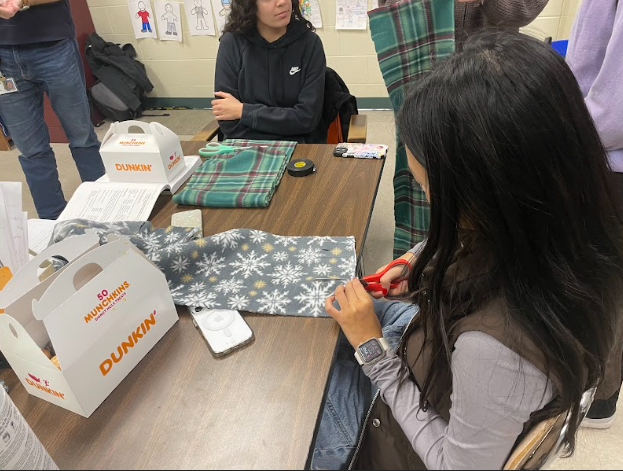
[[219, 0, 231, 16], [127, 0, 158, 39], [163, 3, 178, 35], [183, 0, 216, 36], [210, 0, 230, 36], [194, 0, 210, 29], [155, 1, 183, 42], [336, 0, 367, 30], [137, 1, 153, 32], [299, 0, 322, 28]]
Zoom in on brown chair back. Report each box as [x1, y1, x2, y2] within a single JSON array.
[[504, 388, 596, 470]]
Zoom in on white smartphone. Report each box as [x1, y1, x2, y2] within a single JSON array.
[[188, 306, 254, 357], [171, 210, 203, 238]]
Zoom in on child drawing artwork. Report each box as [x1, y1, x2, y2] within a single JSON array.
[[192, 0, 210, 30], [298, 0, 321, 28], [162, 3, 178, 35], [209, 0, 229, 35], [136, 1, 152, 33], [128, 0, 158, 39], [219, 0, 231, 16], [183, 0, 216, 36], [155, 1, 182, 42], [300, 0, 311, 17]]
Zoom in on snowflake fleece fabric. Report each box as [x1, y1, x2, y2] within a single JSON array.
[[51, 220, 357, 318]]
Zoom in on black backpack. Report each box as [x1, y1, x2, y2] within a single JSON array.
[[85, 33, 154, 121]]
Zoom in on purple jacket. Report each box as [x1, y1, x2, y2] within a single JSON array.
[[567, 0, 623, 172]]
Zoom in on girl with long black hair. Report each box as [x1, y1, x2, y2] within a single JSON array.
[[312, 31, 623, 470]]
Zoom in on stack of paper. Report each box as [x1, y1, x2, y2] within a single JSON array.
[[0, 182, 28, 276]]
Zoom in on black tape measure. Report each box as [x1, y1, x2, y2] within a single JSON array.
[[287, 159, 316, 177]]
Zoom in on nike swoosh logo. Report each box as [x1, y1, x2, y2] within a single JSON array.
[[290, 67, 301, 76]]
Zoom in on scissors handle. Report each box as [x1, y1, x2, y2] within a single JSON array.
[[199, 142, 229, 156], [361, 258, 412, 296]]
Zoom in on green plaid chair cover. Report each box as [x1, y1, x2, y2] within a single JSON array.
[[369, 0, 455, 257]]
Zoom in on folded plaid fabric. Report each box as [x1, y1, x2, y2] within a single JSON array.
[[173, 140, 297, 208], [369, 0, 455, 257]]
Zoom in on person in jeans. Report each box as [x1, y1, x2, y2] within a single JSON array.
[[567, 0, 623, 430], [312, 32, 623, 470], [0, 0, 105, 220]]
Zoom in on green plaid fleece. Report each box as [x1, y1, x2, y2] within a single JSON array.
[[369, 0, 455, 258], [172, 140, 297, 208]]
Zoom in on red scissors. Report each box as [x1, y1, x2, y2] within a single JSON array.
[[360, 258, 412, 296]]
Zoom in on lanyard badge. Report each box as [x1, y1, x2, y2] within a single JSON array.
[[0, 63, 18, 95]]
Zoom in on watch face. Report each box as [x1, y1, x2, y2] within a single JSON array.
[[359, 339, 384, 363]]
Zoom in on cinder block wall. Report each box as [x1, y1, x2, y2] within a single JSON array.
[[87, 0, 583, 102]]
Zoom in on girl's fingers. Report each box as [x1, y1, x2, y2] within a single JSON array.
[[344, 280, 359, 303], [335, 285, 348, 309], [352, 278, 370, 298], [325, 295, 339, 317]]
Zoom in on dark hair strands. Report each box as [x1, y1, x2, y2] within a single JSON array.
[[397, 30, 623, 453], [223, 0, 314, 37]]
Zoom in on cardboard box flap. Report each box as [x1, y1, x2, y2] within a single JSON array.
[[0, 232, 100, 309], [101, 120, 152, 147], [0, 315, 59, 370], [102, 121, 178, 152], [33, 240, 138, 320], [4, 277, 57, 348], [34, 247, 164, 370]]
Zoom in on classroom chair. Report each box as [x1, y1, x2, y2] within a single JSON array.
[[504, 388, 596, 470], [191, 113, 367, 145], [194, 68, 367, 145]]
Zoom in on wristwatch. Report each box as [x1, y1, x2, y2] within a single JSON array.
[[355, 338, 390, 366], [20, 0, 30, 11]]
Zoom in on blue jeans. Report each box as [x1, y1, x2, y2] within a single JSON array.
[[0, 39, 105, 219], [312, 300, 418, 470]]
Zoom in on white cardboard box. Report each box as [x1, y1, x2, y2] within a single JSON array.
[[100, 121, 185, 184], [0, 235, 178, 417]]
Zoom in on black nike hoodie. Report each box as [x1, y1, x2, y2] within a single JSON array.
[[214, 20, 326, 143]]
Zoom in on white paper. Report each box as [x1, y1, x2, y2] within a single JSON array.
[[128, 0, 158, 39], [210, 0, 230, 36], [28, 219, 58, 255], [57, 183, 167, 223], [184, 0, 216, 36], [0, 183, 28, 273], [336, 0, 368, 30], [300, 0, 322, 28], [0, 389, 59, 470], [97, 155, 202, 194], [155, 1, 183, 42]]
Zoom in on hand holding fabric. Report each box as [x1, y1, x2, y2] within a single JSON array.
[[325, 279, 382, 349]]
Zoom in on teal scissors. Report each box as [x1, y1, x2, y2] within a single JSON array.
[[198, 142, 258, 157]]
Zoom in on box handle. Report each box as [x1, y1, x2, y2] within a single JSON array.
[[0, 315, 53, 367], [9, 323, 19, 340], [73, 263, 104, 291], [114, 120, 153, 135]]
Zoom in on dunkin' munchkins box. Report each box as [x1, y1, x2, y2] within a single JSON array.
[[0, 234, 178, 418], [100, 120, 185, 184]]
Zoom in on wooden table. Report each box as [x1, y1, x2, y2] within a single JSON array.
[[0, 143, 385, 470]]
